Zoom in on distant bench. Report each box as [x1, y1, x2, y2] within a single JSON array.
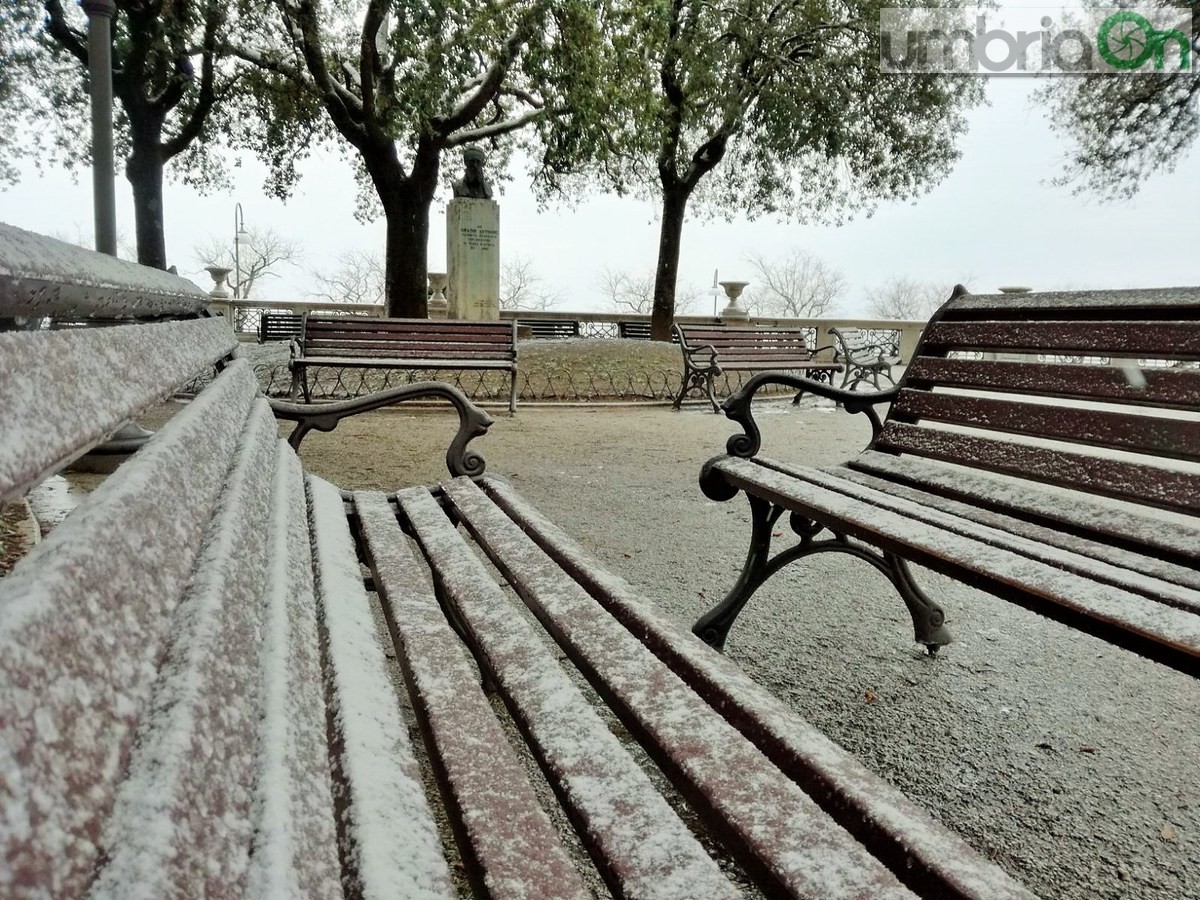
[[828, 325, 901, 391], [672, 323, 842, 411], [515, 317, 580, 339], [0, 225, 1038, 900], [695, 284, 1200, 681], [290, 314, 519, 414]]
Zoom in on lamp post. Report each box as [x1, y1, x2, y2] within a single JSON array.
[[83, 0, 117, 256], [233, 203, 250, 298]]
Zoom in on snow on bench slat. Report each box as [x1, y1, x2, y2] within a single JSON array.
[[922, 320, 1200, 359], [877, 422, 1200, 516], [848, 451, 1200, 570], [354, 491, 590, 900], [442, 478, 916, 900], [0, 222, 211, 318], [306, 476, 455, 900], [949, 287, 1200, 314], [756, 457, 1200, 616], [90, 401, 277, 897], [245, 444, 342, 900], [0, 317, 235, 505], [0, 361, 259, 897], [833, 462, 1200, 594], [711, 457, 1200, 673], [395, 485, 740, 900], [481, 476, 1039, 900]]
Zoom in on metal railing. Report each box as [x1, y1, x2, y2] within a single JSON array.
[[211, 299, 928, 364]]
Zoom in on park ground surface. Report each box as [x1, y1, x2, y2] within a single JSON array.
[[9, 392, 1197, 898], [293, 395, 1199, 900]]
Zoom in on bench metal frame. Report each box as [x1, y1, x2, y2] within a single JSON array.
[[695, 285, 1200, 677]]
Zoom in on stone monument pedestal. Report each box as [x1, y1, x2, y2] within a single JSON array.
[[447, 198, 499, 320]]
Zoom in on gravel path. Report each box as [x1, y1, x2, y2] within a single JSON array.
[[295, 396, 1199, 900]]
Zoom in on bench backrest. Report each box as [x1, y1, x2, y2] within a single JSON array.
[[882, 286, 1200, 518], [301, 314, 516, 361], [258, 310, 304, 342], [675, 323, 816, 363]]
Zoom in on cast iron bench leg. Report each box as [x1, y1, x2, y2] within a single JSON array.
[[694, 495, 952, 654]]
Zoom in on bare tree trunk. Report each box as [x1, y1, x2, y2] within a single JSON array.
[[650, 185, 691, 341]]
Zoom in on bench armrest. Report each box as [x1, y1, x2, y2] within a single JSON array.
[[269, 381, 493, 478], [680, 340, 720, 370], [721, 372, 897, 458]]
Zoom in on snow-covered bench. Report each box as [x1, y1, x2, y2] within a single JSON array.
[[0, 226, 1038, 898], [827, 325, 901, 391], [695, 284, 1200, 680]]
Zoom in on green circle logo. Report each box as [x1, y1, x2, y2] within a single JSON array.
[[1097, 11, 1156, 69]]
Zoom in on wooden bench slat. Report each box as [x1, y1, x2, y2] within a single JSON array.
[[480, 477, 1040, 900], [0, 317, 236, 505], [305, 476, 457, 899], [91, 403, 280, 897], [922, 320, 1200, 359], [893, 388, 1200, 463], [354, 491, 590, 900], [395, 485, 741, 900], [710, 456, 1200, 675], [753, 456, 1200, 615], [946, 287, 1200, 317], [441, 478, 918, 900], [245, 444, 342, 899], [847, 450, 1200, 570], [834, 463, 1200, 594], [297, 356, 514, 370], [303, 342, 512, 358], [0, 223, 212, 319], [0, 362, 260, 896], [905, 357, 1200, 410], [876, 421, 1200, 516]]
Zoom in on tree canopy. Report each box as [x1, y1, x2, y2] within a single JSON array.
[[1036, 4, 1199, 199], [0, 1, 260, 267], [583, 0, 984, 338], [235, 0, 612, 317]]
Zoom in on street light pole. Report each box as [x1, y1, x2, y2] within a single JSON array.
[[233, 203, 248, 298], [83, 0, 117, 257]]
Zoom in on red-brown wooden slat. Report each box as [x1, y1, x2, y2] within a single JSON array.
[[299, 356, 513, 370], [306, 477, 457, 900], [750, 455, 1200, 615], [945, 287, 1200, 318], [353, 491, 591, 900], [876, 421, 1200, 515], [905, 357, 1200, 409], [480, 476, 1041, 900], [846, 450, 1200, 569], [0, 363, 259, 897], [441, 478, 918, 900], [921, 320, 1200, 359], [306, 331, 513, 348], [304, 341, 511, 357], [827, 464, 1200, 596], [245, 444, 342, 900], [92, 403, 279, 897], [395, 486, 742, 900], [708, 457, 1200, 676], [305, 317, 512, 337], [892, 389, 1200, 463]]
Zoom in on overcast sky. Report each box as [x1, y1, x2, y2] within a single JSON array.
[[2, 77, 1197, 316]]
